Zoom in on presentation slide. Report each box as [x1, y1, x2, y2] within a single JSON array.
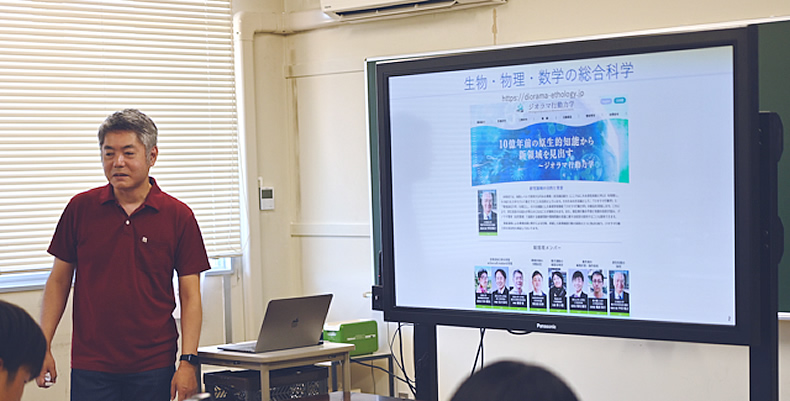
[[388, 45, 736, 325]]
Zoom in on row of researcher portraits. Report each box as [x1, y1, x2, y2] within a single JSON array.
[[475, 267, 630, 315]]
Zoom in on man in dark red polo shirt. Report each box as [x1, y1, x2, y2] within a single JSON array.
[[37, 109, 210, 401]]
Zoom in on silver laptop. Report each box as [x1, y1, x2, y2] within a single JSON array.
[[219, 294, 332, 353]]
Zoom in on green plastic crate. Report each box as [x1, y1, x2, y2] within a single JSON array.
[[323, 319, 378, 356]]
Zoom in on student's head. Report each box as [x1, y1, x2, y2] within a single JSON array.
[[98, 108, 158, 158], [481, 191, 494, 214], [450, 361, 579, 401], [0, 300, 46, 401], [552, 271, 564, 288], [513, 270, 524, 290], [591, 271, 604, 294], [495, 269, 507, 290], [531, 271, 543, 292], [613, 271, 626, 294], [572, 271, 584, 293]]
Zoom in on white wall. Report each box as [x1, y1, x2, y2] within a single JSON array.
[[267, 1, 790, 401]]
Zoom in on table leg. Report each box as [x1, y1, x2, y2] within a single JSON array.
[[260, 367, 270, 401], [342, 353, 351, 391], [330, 361, 339, 391]]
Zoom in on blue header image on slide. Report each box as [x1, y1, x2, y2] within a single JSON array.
[[471, 119, 629, 186]]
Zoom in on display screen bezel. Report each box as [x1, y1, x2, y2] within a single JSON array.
[[375, 27, 759, 345]]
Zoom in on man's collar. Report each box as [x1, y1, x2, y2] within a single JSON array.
[[98, 177, 163, 212]]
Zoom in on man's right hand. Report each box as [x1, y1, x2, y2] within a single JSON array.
[[37, 257, 75, 389], [36, 350, 57, 388]]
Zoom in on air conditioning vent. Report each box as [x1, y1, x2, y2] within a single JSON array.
[[320, 0, 505, 21]]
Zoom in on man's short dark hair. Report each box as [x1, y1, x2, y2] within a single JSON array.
[[477, 269, 488, 279], [0, 300, 46, 381], [495, 269, 507, 279], [591, 270, 604, 281], [572, 271, 584, 281], [532, 270, 543, 279], [97, 108, 158, 156]]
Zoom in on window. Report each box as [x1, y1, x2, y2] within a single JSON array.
[[0, 0, 241, 285]]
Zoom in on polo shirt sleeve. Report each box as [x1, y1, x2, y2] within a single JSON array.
[[174, 207, 211, 277], [48, 197, 80, 264]]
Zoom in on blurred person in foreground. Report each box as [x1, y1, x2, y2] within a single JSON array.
[[0, 300, 46, 401], [450, 360, 579, 401]]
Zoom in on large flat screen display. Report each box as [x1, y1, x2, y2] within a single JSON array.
[[376, 27, 761, 344]]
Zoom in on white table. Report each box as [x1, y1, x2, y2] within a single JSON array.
[[198, 342, 355, 401]]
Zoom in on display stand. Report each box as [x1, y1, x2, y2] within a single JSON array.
[[413, 323, 438, 401], [750, 111, 783, 401]]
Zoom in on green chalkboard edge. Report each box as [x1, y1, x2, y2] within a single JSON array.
[[758, 20, 790, 313]]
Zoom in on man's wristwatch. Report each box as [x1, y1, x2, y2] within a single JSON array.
[[180, 354, 200, 366]]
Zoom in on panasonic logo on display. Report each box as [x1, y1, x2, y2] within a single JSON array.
[[536, 323, 557, 330]]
